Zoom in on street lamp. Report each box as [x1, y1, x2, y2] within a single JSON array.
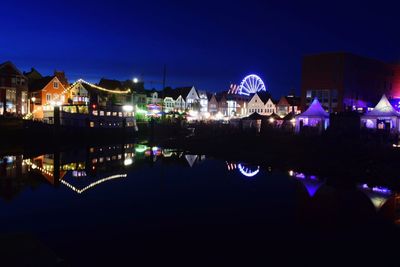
[[133, 78, 139, 83], [30, 97, 36, 114]]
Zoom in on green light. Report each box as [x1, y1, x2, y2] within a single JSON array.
[[135, 144, 148, 153], [136, 108, 147, 114]]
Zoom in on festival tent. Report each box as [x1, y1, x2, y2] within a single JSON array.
[[295, 98, 329, 133], [361, 94, 400, 133], [242, 112, 268, 132], [243, 112, 268, 120]]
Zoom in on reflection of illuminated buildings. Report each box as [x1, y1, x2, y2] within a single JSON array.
[[226, 162, 261, 178], [358, 184, 392, 210], [185, 155, 205, 167], [22, 144, 136, 194], [0, 155, 32, 200], [289, 170, 324, 197]]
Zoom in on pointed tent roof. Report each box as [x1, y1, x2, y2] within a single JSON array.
[[267, 112, 282, 120], [243, 112, 268, 120], [298, 98, 329, 118], [283, 112, 296, 121], [364, 94, 400, 117]]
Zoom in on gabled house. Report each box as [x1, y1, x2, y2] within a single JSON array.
[[163, 97, 175, 112], [175, 95, 186, 111], [0, 61, 28, 115], [276, 95, 301, 117], [197, 90, 208, 113], [276, 96, 291, 117], [265, 98, 276, 114], [181, 86, 199, 111], [161, 87, 179, 112], [208, 93, 218, 115], [145, 89, 161, 105], [28, 75, 68, 119], [226, 88, 251, 117], [216, 92, 228, 116], [247, 92, 272, 115]]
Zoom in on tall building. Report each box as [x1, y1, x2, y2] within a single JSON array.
[[301, 52, 400, 112], [0, 61, 28, 115]]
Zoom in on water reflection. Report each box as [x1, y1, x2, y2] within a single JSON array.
[[358, 183, 393, 210], [289, 170, 325, 198], [226, 161, 261, 178], [2, 148, 400, 265], [0, 144, 210, 197], [1, 148, 400, 229]]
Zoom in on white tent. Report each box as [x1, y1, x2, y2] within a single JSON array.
[[361, 94, 400, 133], [295, 98, 329, 133]]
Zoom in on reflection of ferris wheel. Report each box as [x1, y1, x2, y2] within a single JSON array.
[[238, 74, 266, 96], [238, 164, 260, 178]]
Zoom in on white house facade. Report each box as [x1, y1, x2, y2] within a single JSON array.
[[185, 86, 200, 111], [163, 97, 175, 112]]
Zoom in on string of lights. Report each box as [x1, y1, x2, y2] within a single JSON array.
[[60, 174, 127, 194]]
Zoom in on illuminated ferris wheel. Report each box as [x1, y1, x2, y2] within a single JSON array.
[[238, 74, 266, 96]]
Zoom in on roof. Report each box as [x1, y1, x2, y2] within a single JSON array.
[[282, 112, 296, 121], [145, 89, 158, 97], [0, 61, 24, 76], [74, 79, 130, 95], [28, 76, 54, 92], [243, 112, 268, 120], [162, 87, 185, 99], [298, 98, 329, 118], [253, 91, 271, 104], [208, 93, 217, 101], [98, 78, 123, 90], [197, 90, 207, 99], [277, 96, 290, 107], [175, 87, 194, 99], [364, 94, 400, 117], [286, 96, 301, 106], [215, 92, 227, 102], [24, 67, 42, 79], [267, 113, 282, 120]]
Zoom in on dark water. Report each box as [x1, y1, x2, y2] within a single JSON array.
[[0, 143, 399, 266]]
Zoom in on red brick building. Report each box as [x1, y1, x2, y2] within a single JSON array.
[[301, 52, 400, 112]]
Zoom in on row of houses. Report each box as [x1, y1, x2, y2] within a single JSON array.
[[133, 86, 301, 119], [0, 60, 301, 122]]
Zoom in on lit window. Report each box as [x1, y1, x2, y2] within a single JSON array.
[[46, 94, 51, 101]]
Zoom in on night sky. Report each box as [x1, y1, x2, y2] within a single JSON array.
[[2, 0, 400, 96]]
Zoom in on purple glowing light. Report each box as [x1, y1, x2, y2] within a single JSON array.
[[302, 180, 323, 197], [295, 173, 306, 179], [360, 184, 392, 195]]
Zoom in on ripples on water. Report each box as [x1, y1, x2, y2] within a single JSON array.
[[0, 143, 399, 265]]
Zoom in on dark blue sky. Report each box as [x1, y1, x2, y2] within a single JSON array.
[[2, 0, 400, 95]]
